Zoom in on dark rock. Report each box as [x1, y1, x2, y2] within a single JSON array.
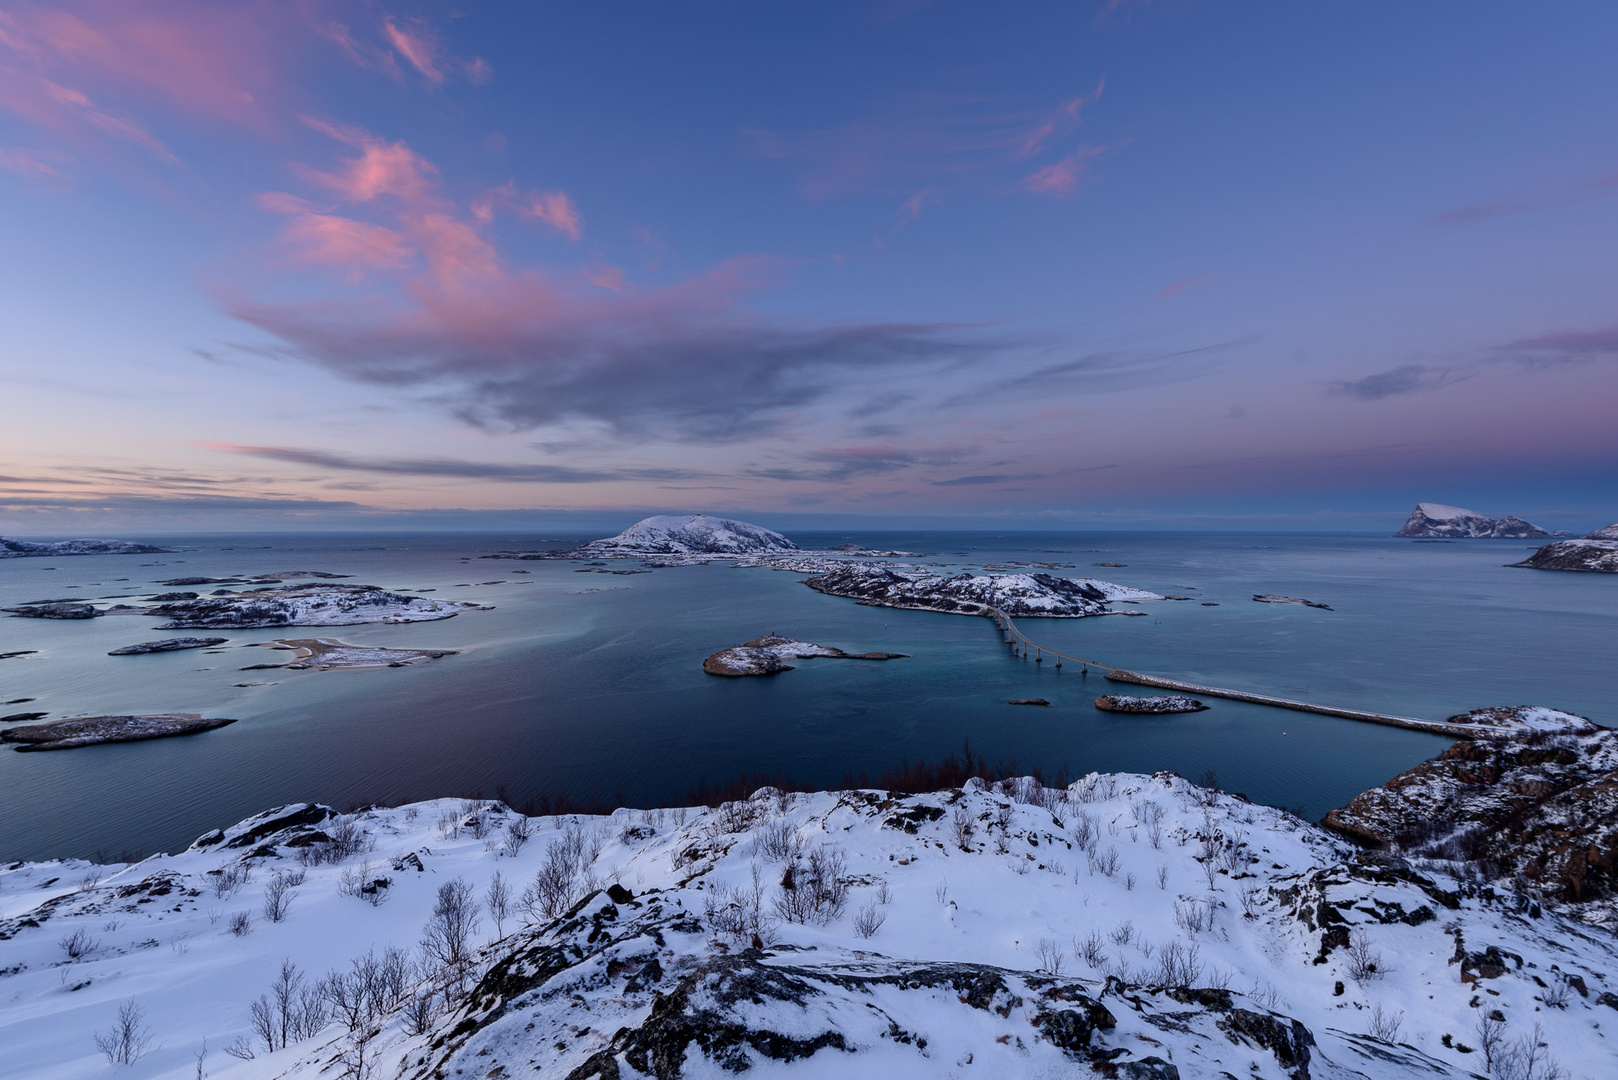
[[883, 803, 944, 833], [1218, 1009, 1315, 1079], [1, 713, 236, 751], [1, 712, 47, 722], [224, 803, 335, 849], [1009, 698, 1052, 707], [607, 882, 635, 904], [1115, 1058, 1180, 1080], [1034, 998, 1117, 1054], [146, 592, 199, 601], [3, 603, 101, 619], [1511, 539, 1618, 574], [108, 637, 228, 655]]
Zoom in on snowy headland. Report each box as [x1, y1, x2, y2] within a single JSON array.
[[3, 766, 1616, 1079]]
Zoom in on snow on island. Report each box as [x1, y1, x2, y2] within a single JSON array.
[[804, 565, 1163, 617], [702, 635, 906, 676], [1095, 694, 1208, 714], [260, 638, 459, 670], [0, 713, 236, 751], [4, 772, 1618, 1079], [1510, 538, 1618, 574], [0, 536, 167, 558], [108, 637, 228, 655], [1394, 503, 1552, 539], [147, 584, 488, 628]]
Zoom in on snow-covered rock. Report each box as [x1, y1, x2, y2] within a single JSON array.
[[1443, 705, 1597, 737], [702, 635, 906, 676], [1511, 538, 1618, 573], [0, 712, 236, 751], [4, 775, 1616, 1079], [0, 537, 166, 558], [805, 566, 1162, 617], [1394, 504, 1551, 538], [577, 514, 799, 557], [1586, 522, 1618, 540], [146, 584, 487, 628], [1095, 694, 1208, 714], [107, 638, 228, 655]]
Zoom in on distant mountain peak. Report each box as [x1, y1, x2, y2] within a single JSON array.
[[1395, 504, 1550, 539], [579, 514, 799, 556]]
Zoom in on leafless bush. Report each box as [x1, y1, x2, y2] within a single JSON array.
[[1174, 897, 1212, 935], [1088, 846, 1120, 877], [420, 878, 482, 980], [1153, 940, 1203, 986], [1011, 777, 1042, 805], [853, 900, 887, 939], [60, 927, 99, 961], [1344, 930, 1385, 983], [222, 1034, 255, 1059], [1239, 883, 1264, 919], [1219, 831, 1249, 876], [502, 815, 533, 858], [707, 800, 757, 837], [1367, 1004, 1404, 1044], [1069, 810, 1099, 856], [299, 816, 373, 866], [1539, 975, 1571, 1009], [935, 878, 949, 905], [754, 820, 803, 862], [1125, 871, 1136, 891], [1248, 979, 1282, 1011], [521, 831, 589, 922], [1110, 920, 1136, 946], [950, 806, 975, 851], [94, 1000, 154, 1065], [401, 990, 437, 1037], [1157, 865, 1169, 890], [323, 947, 414, 1035], [1034, 937, 1066, 975], [211, 860, 251, 898], [1076, 930, 1107, 968], [337, 861, 389, 906], [876, 879, 892, 905], [263, 873, 297, 923], [1491, 1021, 1567, 1080], [773, 844, 850, 925], [486, 871, 512, 938], [249, 959, 327, 1052]]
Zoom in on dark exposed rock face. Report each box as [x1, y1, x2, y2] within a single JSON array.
[[1095, 695, 1207, 714], [0, 713, 236, 751], [3, 602, 102, 619], [1511, 538, 1618, 573], [1395, 504, 1551, 538], [108, 637, 228, 655], [1324, 731, 1618, 923]]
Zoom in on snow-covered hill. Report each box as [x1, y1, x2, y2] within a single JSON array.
[[1394, 505, 1551, 539], [1586, 523, 1618, 540], [0, 537, 166, 558], [3, 774, 1613, 1080], [146, 584, 487, 627], [1510, 539, 1618, 574], [805, 566, 1163, 617], [576, 514, 799, 557]]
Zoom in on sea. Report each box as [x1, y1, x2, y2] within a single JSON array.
[[1, 531, 1613, 863]]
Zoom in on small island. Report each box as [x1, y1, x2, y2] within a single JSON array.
[[1, 713, 237, 752], [108, 637, 228, 655], [265, 638, 459, 670], [1094, 694, 1208, 714], [148, 583, 488, 628], [804, 566, 1162, 618], [0, 536, 168, 558], [1511, 525, 1618, 574], [1252, 594, 1333, 610], [703, 635, 906, 676]]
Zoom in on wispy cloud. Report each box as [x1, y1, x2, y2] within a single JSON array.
[[943, 338, 1242, 407], [930, 472, 1044, 486], [211, 444, 708, 484], [0, 145, 66, 186], [1504, 325, 1618, 361], [1022, 144, 1108, 197], [1329, 364, 1465, 400]]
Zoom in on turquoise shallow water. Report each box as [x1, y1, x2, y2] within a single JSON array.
[[1, 530, 1613, 861]]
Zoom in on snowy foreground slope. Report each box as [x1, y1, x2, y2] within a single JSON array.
[[3, 777, 1615, 1080]]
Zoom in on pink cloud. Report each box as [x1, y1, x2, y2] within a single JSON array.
[[524, 190, 584, 240], [382, 17, 444, 85], [1156, 275, 1208, 297], [1023, 145, 1108, 197], [256, 192, 413, 277], [299, 116, 436, 201], [895, 186, 942, 228], [1019, 78, 1104, 157], [582, 264, 627, 291], [0, 145, 66, 186]]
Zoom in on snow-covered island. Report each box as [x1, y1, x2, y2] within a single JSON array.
[[483, 515, 926, 569], [1095, 694, 1208, 714], [146, 584, 488, 628], [1394, 503, 1553, 539], [0, 713, 236, 751], [5, 758, 1618, 1079], [804, 565, 1163, 617], [1510, 524, 1618, 573], [702, 635, 907, 676], [0, 536, 167, 558], [262, 638, 459, 671]]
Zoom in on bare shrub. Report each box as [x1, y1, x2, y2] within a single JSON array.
[[1157, 866, 1169, 890], [229, 911, 252, 936], [1069, 810, 1099, 856], [1076, 930, 1107, 968], [1174, 897, 1213, 935], [853, 900, 887, 939], [754, 820, 803, 863], [1034, 937, 1066, 975], [94, 1000, 154, 1065], [263, 873, 297, 923], [249, 959, 327, 1052], [1153, 940, 1203, 987], [1109, 920, 1135, 946], [521, 831, 589, 922], [934, 878, 949, 905], [772, 844, 850, 925], [1239, 883, 1264, 919], [1088, 846, 1120, 877], [702, 869, 779, 945], [707, 800, 757, 837], [223, 1034, 255, 1059], [401, 990, 437, 1037], [1492, 1021, 1567, 1080], [323, 947, 414, 1035], [1367, 1004, 1404, 1044], [420, 878, 482, 981], [876, 879, 892, 905], [299, 815, 373, 867], [1344, 930, 1385, 983], [1539, 975, 1571, 1009], [486, 870, 512, 938], [60, 927, 99, 961], [211, 860, 251, 899], [502, 815, 533, 858], [950, 806, 975, 851]]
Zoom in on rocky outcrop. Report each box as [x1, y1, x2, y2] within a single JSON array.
[[702, 635, 904, 676], [108, 637, 228, 655], [804, 566, 1161, 618], [1510, 539, 1618, 574], [1587, 523, 1618, 540], [0, 537, 166, 558], [1, 713, 236, 751], [1324, 730, 1618, 924], [2, 602, 102, 619], [1395, 503, 1551, 538], [266, 638, 458, 670], [147, 583, 486, 628], [1094, 695, 1207, 714], [1253, 594, 1333, 610]]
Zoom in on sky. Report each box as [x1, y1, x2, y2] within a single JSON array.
[[2, 0, 1616, 534]]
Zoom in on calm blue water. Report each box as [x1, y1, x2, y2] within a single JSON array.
[[1, 531, 1613, 862]]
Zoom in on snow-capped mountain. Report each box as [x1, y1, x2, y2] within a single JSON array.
[[805, 566, 1162, 617], [575, 514, 800, 556], [0, 537, 166, 558], [1393, 504, 1550, 538], [5, 768, 1615, 1080]]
